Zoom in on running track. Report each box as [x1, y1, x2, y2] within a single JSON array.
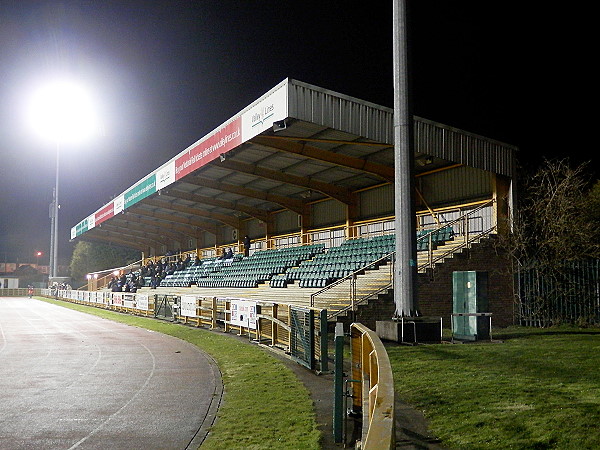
[[0, 297, 222, 449]]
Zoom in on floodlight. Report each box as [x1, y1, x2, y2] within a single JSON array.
[[26, 77, 99, 145]]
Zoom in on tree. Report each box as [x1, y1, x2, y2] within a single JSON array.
[[70, 241, 140, 286], [502, 159, 600, 325], [506, 159, 600, 266]]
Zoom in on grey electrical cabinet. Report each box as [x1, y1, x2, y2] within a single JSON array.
[[452, 271, 490, 340]]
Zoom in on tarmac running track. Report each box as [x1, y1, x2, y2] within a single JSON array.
[[0, 297, 222, 450]]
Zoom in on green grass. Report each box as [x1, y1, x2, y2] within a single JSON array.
[[387, 326, 600, 449], [38, 298, 321, 449]]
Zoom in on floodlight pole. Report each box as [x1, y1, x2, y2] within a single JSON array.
[[49, 190, 55, 279], [392, 0, 418, 317], [51, 140, 60, 278]]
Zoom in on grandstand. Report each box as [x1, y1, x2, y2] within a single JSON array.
[[72, 78, 517, 327]]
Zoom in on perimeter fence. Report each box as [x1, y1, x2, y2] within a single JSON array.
[[516, 259, 600, 326]]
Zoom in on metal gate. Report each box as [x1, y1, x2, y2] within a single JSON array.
[[289, 306, 314, 370], [154, 295, 178, 320]]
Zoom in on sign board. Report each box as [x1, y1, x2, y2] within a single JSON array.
[[180, 295, 197, 317], [230, 299, 257, 329], [124, 174, 157, 209], [136, 294, 149, 311]]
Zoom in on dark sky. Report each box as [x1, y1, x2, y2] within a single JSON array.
[[0, 1, 590, 264]]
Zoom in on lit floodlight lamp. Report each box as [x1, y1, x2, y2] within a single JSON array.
[[26, 77, 99, 145]]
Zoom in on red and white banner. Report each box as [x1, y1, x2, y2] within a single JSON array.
[[175, 118, 242, 180], [95, 202, 115, 226]]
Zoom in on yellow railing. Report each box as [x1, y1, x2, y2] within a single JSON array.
[[350, 323, 395, 449]]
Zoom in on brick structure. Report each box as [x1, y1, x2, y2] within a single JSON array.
[[417, 236, 514, 328], [335, 236, 515, 330]]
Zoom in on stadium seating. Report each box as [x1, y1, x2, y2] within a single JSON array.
[[145, 225, 455, 291]]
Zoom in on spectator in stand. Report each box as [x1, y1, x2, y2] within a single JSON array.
[[244, 235, 251, 257], [111, 279, 122, 292], [224, 247, 234, 260]]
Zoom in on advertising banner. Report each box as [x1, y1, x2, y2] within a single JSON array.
[[230, 299, 257, 329], [180, 295, 197, 317], [123, 299, 135, 308], [113, 194, 124, 215], [136, 294, 149, 311], [75, 218, 88, 237], [112, 293, 123, 306], [124, 174, 156, 209], [175, 117, 242, 180], [241, 84, 288, 142], [95, 202, 114, 226], [156, 160, 176, 191], [87, 213, 95, 230]]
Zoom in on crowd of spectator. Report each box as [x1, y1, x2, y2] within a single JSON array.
[[105, 248, 246, 292], [138, 254, 192, 289], [107, 271, 141, 292]]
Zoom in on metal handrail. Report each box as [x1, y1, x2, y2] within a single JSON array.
[[310, 252, 394, 307], [316, 200, 497, 319]]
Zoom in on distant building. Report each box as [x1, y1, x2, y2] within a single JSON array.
[[0, 277, 19, 289]]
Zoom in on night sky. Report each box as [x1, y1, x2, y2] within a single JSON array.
[[0, 1, 589, 265]]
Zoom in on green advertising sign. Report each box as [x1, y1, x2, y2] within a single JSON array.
[[124, 174, 156, 209], [76, 218, 89, 237]]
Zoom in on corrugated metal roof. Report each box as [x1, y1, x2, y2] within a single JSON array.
[[73, 78, 517, 249]]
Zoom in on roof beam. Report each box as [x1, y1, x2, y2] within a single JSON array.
[[143, 198, 240, 228], [162, 188, 268, 222], [251, 135, 395, 182], [215, 159, 356, 205], [100, 223, 173, 246], [92, 228, 164, 248], [82, 235, 147, 252], [115, 213, 202, 238], [184, 175, 306, 215], [106, 218, 188, 242], [126, 206, 218, 235]]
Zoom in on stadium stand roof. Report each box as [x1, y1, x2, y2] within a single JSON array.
[[71, 78, 517, 252]]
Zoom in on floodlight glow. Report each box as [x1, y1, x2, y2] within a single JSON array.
[[26, 77, 99, 144]]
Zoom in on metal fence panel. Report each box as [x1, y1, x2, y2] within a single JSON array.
[[289, 306, 314, 370], [517, 259, 600, 326]]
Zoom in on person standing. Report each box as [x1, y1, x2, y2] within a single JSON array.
[[243, 235, 251, 257]]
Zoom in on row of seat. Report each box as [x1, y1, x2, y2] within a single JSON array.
[[272, 227, 454, 288], [158, 243, 325, 288], [149, 227, 455, 290]]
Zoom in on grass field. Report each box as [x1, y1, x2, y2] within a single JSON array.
[[387, 326, 600, 449], [38, 298, 321, 450]]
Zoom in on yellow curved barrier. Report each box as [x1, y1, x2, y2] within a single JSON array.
[[350, 323, 395, 449]]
